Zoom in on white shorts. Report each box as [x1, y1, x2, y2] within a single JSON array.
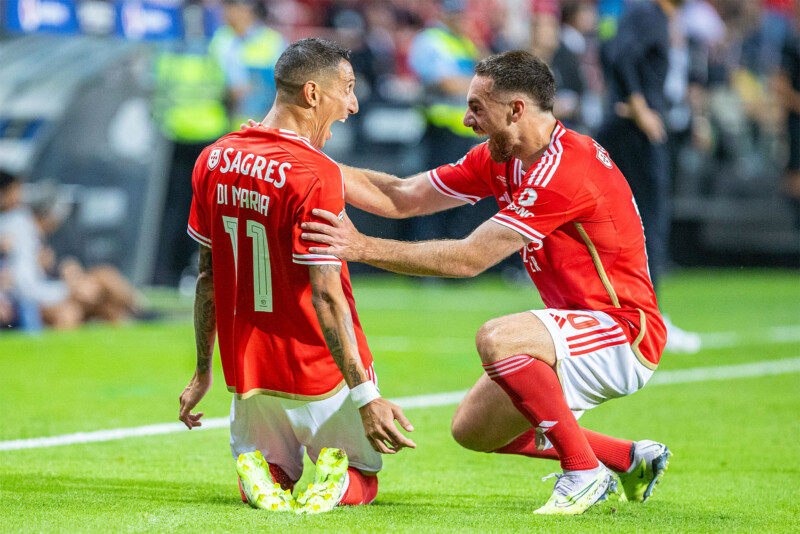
[[229, 383, 382, 482], [530, 308, 654, 420]]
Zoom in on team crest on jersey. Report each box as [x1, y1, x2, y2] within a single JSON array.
[[207, 148, 222, 171], [593, 141, 613, 169]]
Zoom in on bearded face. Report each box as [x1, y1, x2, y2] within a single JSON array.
[[487, 126, 514, 163], [464, 76, 519, 163]]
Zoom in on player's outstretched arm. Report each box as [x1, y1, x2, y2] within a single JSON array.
[[303, 211, 527, 278], [340, 164, 466, 219], [179, 245, 215, 430], [239, 120, 463, 218], [309, 264, 416, 454]]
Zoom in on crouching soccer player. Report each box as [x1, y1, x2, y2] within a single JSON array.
[[302, 50, 671, 515], [177, 38, 415, 515]]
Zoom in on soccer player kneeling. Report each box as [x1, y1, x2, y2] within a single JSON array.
[[178, 38, 415, 515]]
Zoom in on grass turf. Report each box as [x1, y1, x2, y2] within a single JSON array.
[[1, 269, 799, 532]]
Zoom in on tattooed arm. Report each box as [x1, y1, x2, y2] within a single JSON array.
[[309, 264, 416, 454], [179, 245, 215, 429], [193, 245, 216, 374], [309, 264, 366, 386]]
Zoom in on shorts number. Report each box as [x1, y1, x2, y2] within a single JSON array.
[[222, 215, 273, 312], [566, 313, 600, 330]]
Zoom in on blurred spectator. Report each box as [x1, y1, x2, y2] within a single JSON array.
[[0, 231, 15, 329], [777, 25, 800, 226], [669, 1, 723, 184], [758, 0, 798, 74], [0, 295, 13, 330], [354, 3, 399, 93], [324, 1, 399, 100], [597, 0, 625, 41], [32, 184, 145, 324], [597, 0, 673, 287], [209, 0, 287, 129], [407, 0, 481, 241], [548, 0, 602, 131], [463, 0, 514, 53], [0, 171, 77, 330], [407, 0, 479, 127], [596, 0, 703, 353], [0, 171, 143, 330], [530, 0, 560, 63], [152, 2, 229, 286]]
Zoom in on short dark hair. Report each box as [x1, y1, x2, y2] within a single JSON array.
[[561, 1, 581, 25], [274, 38, 351, 97], [0, 170, 19, 191], [474, 50, 555, 112]]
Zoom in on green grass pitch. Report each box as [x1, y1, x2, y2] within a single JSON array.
[[1, 269, 799, 532]]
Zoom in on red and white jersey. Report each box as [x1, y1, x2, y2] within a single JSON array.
[[430, 122, 666, 368], [188, 127, 374, 400]]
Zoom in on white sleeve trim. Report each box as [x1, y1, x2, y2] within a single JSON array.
[[427, 169, 481, 205], [491, 214, 545, 245], [292, 254, 339, 261], [187, 225, 211, 247], [293, 259, 342, 265]]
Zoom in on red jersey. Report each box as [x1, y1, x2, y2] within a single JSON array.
[[188, 127, 374, 400], [430, 122, 666, 368]]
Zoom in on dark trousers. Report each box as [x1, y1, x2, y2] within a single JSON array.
[[153, 141, 208, 286], [788, 114, 800, 171], [596, 117, 670, 290]]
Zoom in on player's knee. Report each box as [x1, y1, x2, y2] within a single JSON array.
[[475, 318, 505, 364], [450, 411, 491, 452]]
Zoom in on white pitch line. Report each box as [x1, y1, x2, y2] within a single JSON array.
[[648, 357, 800, 385], [2, 357, 800, 452], [0, 419, 231, 452], [366, 325, 800, 354], [769, 325, 800, 343], [697, 325, 800, 350]]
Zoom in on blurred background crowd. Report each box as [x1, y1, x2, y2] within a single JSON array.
[[0, 0, 798, 334]]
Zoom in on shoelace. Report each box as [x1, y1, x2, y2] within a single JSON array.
[[541, 472, 561, 483], [541, 471, 585, 497]]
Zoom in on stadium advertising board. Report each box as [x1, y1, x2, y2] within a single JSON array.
[[4, 0, 184, 40], [4, 0, 79, 34]]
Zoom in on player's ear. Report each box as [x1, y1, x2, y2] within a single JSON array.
[[509, 98, 526, 123], [302, 81, 320, 108]]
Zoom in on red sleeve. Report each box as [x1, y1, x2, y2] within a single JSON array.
[[292, 166, 345, 265], [427, 143, 494, 205], [490, 162, 595, 249], [187, 150, 212, 248]]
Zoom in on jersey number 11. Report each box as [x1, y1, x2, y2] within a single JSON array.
[[222, 215, 273, 312]]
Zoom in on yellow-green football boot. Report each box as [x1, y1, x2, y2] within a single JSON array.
[[533, 464, 618, 515], [236, 450, 295, 512], [295, 447, 349, 515], [618, 440, 671, 502]]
